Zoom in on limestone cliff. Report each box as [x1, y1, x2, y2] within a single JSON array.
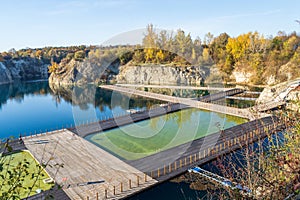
[[0, 58, 49, 85], [116, 65, 207, 85], [49, 58, 120, 85], [256, 78, 300, 104]]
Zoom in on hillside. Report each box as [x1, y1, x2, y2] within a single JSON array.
[[0, 25, 299, 86]]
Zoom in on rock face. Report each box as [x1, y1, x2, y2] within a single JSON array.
[[231, 70, 253, 83], [0, 58, 49, 85], [49, 59, 120, 85], [0, 62, 12, 84], [256, 78, 300, 104], [116, 65, 206, 85]]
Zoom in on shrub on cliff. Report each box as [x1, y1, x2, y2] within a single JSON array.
[[74, 50, 85, 61]]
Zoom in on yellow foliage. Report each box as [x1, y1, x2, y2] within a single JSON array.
[[156, 50, 165, 63], [144, 48, 155, 62], [202, 48, 211, 63], [48, 62, 59, 73], [35, 50, 42, 58]]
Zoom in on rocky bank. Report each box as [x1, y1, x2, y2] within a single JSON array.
[[116, 64, 208, 85], [256, 78, 300, 110], [0, 58, 49, 85], [49, 58, 120, 85]]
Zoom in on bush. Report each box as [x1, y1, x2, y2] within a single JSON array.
[[74, 50, 85, 61]]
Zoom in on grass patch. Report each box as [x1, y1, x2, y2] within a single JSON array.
[[0, 151, 54, 199]]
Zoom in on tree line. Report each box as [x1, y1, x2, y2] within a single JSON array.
[[1, 24, 299, 84], [135, 24, 300, 84]]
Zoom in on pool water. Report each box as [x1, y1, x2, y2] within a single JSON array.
[[86, 108, 247, 160]]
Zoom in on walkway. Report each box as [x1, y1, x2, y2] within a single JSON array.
[[101, 85, 270, 120], [116, 84, 234, 91], [23, 130, 157, 200], [69, 103, 189, 138], [126, 116, 284, 182]]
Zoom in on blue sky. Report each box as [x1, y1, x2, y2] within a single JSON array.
[[0, 0, 299, 51]]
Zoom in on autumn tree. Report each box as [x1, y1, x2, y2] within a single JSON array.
[[48, 62, 59, 73], [143, 24, 157, 48]]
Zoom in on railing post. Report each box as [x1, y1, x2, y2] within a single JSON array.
[[96, 193, 99, 200], [129, 179, 132, 189], [137, 175, 140, 186], [113, 186, 116, 195], [120, 182, 123, 192]]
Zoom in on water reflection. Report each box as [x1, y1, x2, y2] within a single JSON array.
[[0, 81, 163, 138], [0, 81, 51, 109]]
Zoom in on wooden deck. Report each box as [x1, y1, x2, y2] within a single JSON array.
[[69, 103, 189, 138], [18, 85, 287, 199], [126, 116, 286, 182], [116, 84, 235, 91], [23, 130, 157, 200], [101, 85, 271, 120]]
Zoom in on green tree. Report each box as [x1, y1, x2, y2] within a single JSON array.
[[74, 50, 85, 61], [132, 50, 145, 64], [210, 33, 230, 64]]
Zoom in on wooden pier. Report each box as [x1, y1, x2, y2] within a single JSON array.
[[69, 103, 189, 138], [116, 84, 235, 91], [126, 116, 285, 182], [20, 114, 286, 200], [16, 84, 288, 200], [101, 85, 277, 120], [23, 130, 157, 200]]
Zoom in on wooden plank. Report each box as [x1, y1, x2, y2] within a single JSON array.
[[100, 85, 270, 120], [68, 103, 189, 137], [23, 131, 157, 200]]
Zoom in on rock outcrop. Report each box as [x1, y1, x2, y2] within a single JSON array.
[[116, 65, 207, 85], [256, 78, 300, 104], [231, 70, 253, 84], [0, 58, 49, 85], [49, 58, 120, 85]]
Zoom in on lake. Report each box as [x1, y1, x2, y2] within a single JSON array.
[[0, 81, 163, 139], [0, 80, 248, 199]]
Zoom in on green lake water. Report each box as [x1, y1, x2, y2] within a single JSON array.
[[86, 108, 247, 160]]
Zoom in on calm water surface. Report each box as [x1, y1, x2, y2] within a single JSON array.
[[86, 108, 246, 160], [0, 81, 163, 139]]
